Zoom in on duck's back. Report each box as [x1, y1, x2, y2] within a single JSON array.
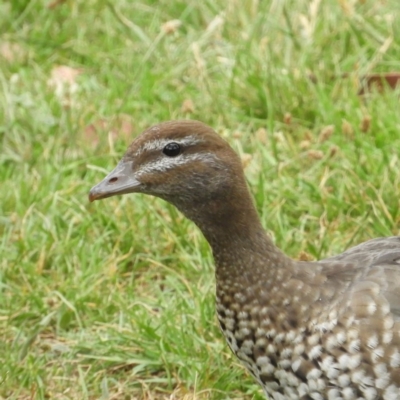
[[322, 236, 400, 265]]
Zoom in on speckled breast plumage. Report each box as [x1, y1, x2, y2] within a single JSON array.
[[215, 241, 400, 400], [217, 297, 400, 399]]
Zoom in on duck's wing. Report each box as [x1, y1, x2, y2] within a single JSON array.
[[290, 237, 400, 320], [311, 237, 400, 390], [318, 237, 400, 320]]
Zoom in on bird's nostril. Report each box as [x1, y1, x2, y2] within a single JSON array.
[[109, 177, 118, 183]]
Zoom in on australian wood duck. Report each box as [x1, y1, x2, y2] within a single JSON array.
[[89, 120, 400, 400]]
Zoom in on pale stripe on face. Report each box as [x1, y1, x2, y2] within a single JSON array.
[[134, 135, 219, 177], [134, 135, 203, 156], [136, 152, 219, 177]]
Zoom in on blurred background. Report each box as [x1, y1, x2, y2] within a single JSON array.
[[1, 1, 400, 399]]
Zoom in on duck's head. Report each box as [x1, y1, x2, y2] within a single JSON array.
[[89, 120, 247, 210]]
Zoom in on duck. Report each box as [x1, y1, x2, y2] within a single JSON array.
[[89, 120, 400, 400]]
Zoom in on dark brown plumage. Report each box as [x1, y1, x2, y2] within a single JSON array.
[[89, 120, 400, 400]]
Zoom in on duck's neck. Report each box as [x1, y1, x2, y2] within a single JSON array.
[[170, 184, 292, 283]]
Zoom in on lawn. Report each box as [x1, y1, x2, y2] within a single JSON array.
[[1, 0, 400, 399]]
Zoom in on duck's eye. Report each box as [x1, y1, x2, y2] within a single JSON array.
[[163, 142, 181, 157]]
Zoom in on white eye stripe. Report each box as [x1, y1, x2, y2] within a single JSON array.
[[135, 135, 202, 156], [136, 152, 218, 176]]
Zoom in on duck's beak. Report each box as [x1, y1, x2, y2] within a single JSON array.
[[89, 159, 140, 202]]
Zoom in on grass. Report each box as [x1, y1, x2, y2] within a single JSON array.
[[1, 0, 400, 398]]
